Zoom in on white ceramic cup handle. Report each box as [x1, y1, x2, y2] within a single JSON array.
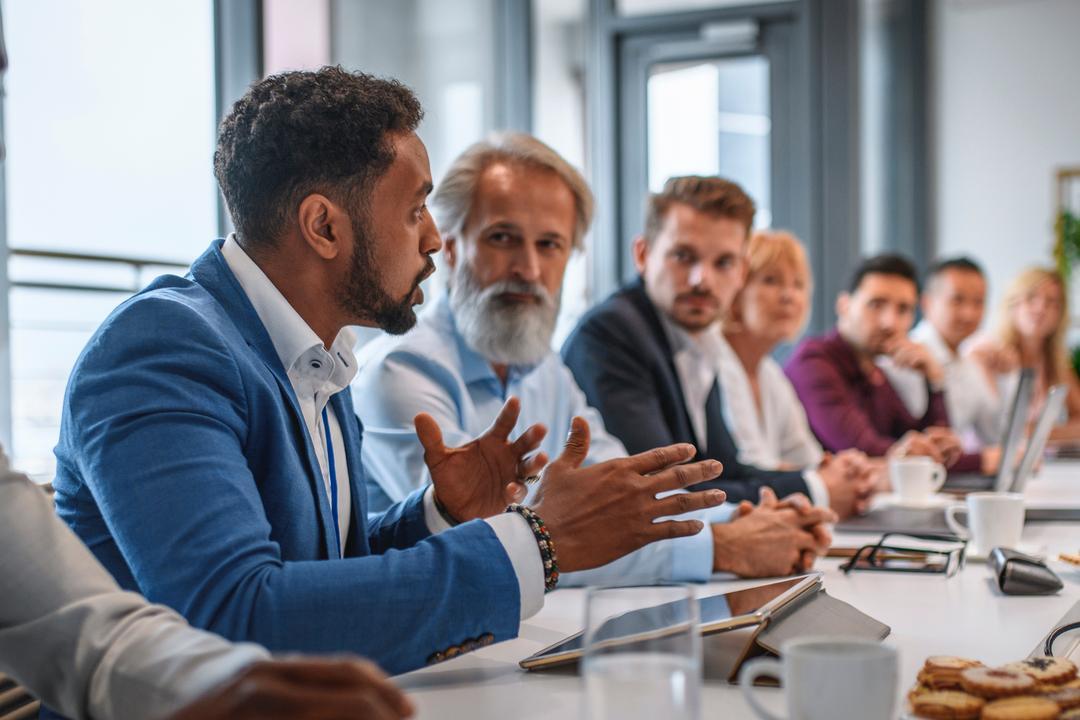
[[739, 657, 786, 720], [944, 504, 970, 538], [930, 463, 947, 492]]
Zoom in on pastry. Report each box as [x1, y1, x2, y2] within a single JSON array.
[[1004, 656, 1078, 685], [909, 690, 984, 719], [908, 682, 934, 702], [959, 666, 1035, 698], [1045, 686, 1080, 710], [918, 656, 983, 689], [1059, 552, 1080, 566], [980, 695, 1060, 720]]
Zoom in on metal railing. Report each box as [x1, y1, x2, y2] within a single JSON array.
[[7, 247, 190, 294]]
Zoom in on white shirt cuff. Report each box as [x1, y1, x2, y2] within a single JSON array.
[[422, 485, 453, 534], [483, 513, 545, 620], [802, 469, 830, 508]]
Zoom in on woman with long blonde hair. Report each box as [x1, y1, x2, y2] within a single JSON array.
[[976, 266, 1080, 441]]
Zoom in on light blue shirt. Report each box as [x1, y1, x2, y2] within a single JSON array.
[[353, 295, 737, 585]]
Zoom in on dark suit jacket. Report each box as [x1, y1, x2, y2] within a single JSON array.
[[561, 280, 809, 503]]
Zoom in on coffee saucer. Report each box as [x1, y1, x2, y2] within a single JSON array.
[[872, 492, 954, 509]]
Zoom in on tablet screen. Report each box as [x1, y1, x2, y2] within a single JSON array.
[[524, 576, 811, 665]]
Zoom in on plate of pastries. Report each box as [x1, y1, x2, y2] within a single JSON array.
[[907, 655, 1079, 719]]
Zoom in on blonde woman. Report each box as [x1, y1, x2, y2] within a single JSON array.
[[717, 230, 825, 470], [974, 267, 1080, 442]]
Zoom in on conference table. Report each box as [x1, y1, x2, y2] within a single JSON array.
[[396, 462, 1080, 719]]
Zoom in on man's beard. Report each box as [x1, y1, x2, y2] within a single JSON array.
[[449, 260, 561, 366], [338, 216, 433, 336]]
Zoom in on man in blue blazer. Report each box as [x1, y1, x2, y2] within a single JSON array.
[[562, 176, 876, 518], [52, 68, 726, 677]]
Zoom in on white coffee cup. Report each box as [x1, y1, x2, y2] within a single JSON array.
[[945, 491, 1025, 557], [890, 457, 946, 505], [739, 637, 898, 720]]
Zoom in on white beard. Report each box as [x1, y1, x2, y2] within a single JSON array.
[[449, 261, 561, 366]]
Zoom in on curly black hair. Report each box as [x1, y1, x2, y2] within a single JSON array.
[[214, 65, 424, 249]]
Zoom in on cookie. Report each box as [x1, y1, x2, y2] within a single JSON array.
[[1060, 552, 1080, 566], [1045, 686, 1080, 710], [980, 696, 1060, 720], [909, 690, 984, 719], [908, 682, 933, 702], [959, 666, 1035, 698], [1005, 656, 1078, 685], [919, 657, 983, 689]]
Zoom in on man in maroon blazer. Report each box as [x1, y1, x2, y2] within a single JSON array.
[[785, 254, 989, 474]]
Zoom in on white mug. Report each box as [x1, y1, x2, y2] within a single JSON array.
[[890, 457, 946, 504], [739, 637, 898, 720], [945, 491, 1025, 557]]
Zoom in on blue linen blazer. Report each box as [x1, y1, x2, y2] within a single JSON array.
[[561, 279, 809, 503], [52, 240, 521, 676]]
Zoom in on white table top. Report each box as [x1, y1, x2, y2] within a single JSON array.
[[396, 462, 1080, 719]]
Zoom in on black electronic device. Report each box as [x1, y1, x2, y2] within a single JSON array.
[[989, 547, 1063, 595]]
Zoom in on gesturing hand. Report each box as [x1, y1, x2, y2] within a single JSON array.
[[529, 416, 727, 573], [416, 396, 548, 522], [167, 658, 414, 720]]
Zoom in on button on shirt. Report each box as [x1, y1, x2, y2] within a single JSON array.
[[353, 295, 736, 586], [658, 315, 830, 507]]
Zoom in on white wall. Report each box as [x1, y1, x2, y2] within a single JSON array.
[[931, 0, 1080, 324]]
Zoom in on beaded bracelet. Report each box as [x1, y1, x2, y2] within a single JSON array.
[[506, 504, 559, 592]]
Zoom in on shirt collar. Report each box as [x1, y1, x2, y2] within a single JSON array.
[[220, 234, 357, 386], [657, 310, 722, 362]]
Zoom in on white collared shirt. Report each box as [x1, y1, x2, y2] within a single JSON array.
[[715, 333, 825, 470], [656, 312, 829, 507], [885, 320, 1002, 448], [221, 236, 354, 554]]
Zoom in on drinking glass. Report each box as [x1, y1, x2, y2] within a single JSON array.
[[582, 584, 701, 720]]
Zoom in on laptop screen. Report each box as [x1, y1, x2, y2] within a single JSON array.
[[993, 369, 1035, 492]]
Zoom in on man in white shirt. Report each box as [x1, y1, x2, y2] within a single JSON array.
[[890, 257, 1003, 455]]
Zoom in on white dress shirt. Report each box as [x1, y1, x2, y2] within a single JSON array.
[[715, 333, 825, 470], [657, 315, 829, 507], [0, 446, 269, 720], [221, 237, 542, 617], [222, 236, 354, 553], [884, 320, 1002, 448]]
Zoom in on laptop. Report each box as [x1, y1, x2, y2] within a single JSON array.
[[941, 368, 1033, 492], [837, 382, 1074, 535]]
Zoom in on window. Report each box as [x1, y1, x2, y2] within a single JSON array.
[[3, 0, 217, 479]]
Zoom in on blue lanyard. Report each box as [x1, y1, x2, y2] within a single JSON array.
[[321, 405, 340, 556]]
